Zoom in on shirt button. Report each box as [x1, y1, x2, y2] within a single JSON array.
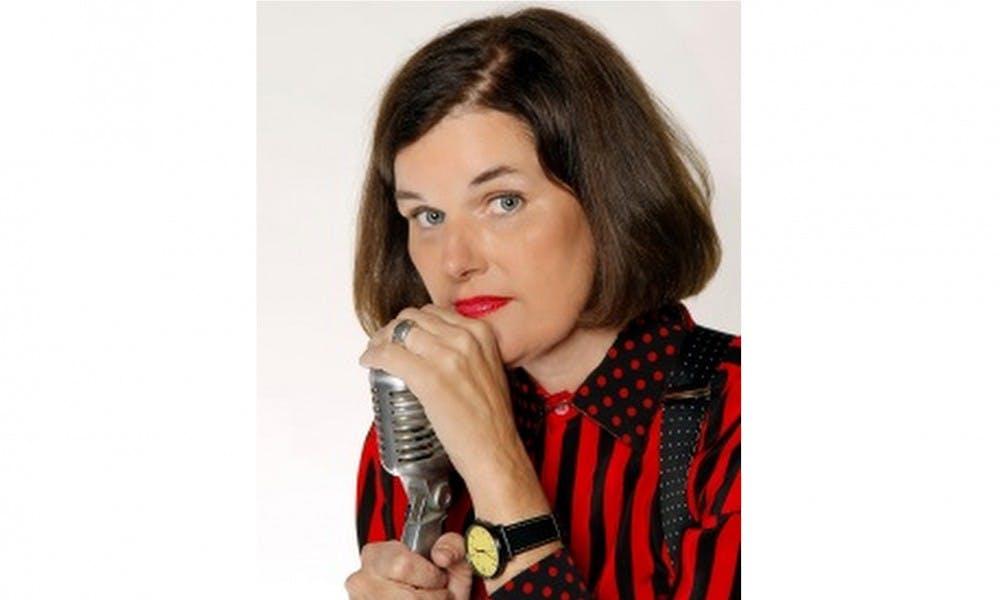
[[553, 403, 570, 416]]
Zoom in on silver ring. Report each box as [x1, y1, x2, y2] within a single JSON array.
[[391, 319, 415, 346]]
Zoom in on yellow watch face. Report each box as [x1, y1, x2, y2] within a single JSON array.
[[465, 524, 500, 578]]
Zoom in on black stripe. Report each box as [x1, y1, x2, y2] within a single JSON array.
[[586, 433, 614, 589], [695, 415, 740, 510], [689, 525, 718, 600], [554, 418, 581, 550], [356, 460, 376, 549], [647, 484, 671, 596], [700, 375, 726, 454], [711, 442, 741, 515], [379, 466, 397, 540], [723, 343, 741, 367], [460, 503, 476, 531], [694, 401, 730, 505], [732, 549, 741, 599], [613, 451, 642, 600]]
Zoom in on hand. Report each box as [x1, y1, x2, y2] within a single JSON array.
[[359, 305, 549, 520], [429, 533, 474, 599], [345, 535, 472, 600]]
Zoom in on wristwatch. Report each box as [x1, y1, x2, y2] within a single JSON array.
[[464, 514, 561, 579]]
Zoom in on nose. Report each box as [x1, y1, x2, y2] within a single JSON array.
[[441, 224, 486, 281]]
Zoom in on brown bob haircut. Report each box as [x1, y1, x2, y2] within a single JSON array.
[[353, 7, 720, 336]]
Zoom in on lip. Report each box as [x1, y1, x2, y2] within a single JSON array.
[[453, 296, 512, 318]]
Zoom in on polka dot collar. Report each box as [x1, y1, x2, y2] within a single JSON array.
[[508, 303, 695, 448]]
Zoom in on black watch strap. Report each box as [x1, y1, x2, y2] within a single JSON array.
[[498, 514, 561, 559]]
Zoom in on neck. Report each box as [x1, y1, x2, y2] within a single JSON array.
[[520, 325, 620, 393]]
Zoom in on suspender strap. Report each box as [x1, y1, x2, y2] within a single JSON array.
[[659, 325, 732, 561]]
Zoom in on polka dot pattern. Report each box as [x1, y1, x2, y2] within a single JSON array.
[[569, 304, 693, 445], [496, 304, 701, 596], [489, 549, 593, 600], [507, 304, 695, 448]]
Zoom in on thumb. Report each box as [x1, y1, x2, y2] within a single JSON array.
[[431, 533, 473, 599]]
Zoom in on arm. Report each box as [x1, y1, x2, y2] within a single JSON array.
[[487, 339, 741, 600], [359, 306, 566, 594]]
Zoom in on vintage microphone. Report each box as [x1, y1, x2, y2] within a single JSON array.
[[369, 368, 452, 557]]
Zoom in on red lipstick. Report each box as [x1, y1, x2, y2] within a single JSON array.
[[454, 296, 511, 318]]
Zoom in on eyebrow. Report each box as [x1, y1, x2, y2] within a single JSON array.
[[395, 165, 521, 202]]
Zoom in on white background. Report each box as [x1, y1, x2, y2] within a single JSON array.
[[2, 2, 999, 599], [257, 2, 738, 597]]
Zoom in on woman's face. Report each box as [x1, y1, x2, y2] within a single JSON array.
[[394, 108, 596, 367]]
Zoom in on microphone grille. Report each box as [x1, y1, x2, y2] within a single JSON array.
[[370, 369, 445, 473]]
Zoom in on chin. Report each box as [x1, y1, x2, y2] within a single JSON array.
[[494, 334, 527, 369]]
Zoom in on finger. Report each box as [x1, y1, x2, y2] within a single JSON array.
[[399, 306, 499, 367], [395, 307, 469, 345], [429, 532, 465, 569], [346, 574, 450, 600], [360, 329, 428, 375], [367, 312, 462, 365], [430, 533, 474, 600], [389, 587, 451, 600], [359, 540, 448, 590], [418, 304, 495, 342], [375, 311, 477, 374], [384, 307, 499, 371], [377, 315, 420, 347], [419, 304, 500, 361]]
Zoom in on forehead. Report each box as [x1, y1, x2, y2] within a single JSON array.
[[393, 109, 538, 188]]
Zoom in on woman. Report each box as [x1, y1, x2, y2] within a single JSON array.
[[348, 7, 739, 599]]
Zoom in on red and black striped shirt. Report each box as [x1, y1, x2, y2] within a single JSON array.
[[355, 304, 741, 599]]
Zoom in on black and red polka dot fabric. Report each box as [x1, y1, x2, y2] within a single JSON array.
[[356, 303, 741, 599]]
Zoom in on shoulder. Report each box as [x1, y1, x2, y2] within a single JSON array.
[[682, 324, 740, 428]]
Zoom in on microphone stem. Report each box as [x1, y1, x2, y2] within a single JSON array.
[[400, 471, 452, 557]]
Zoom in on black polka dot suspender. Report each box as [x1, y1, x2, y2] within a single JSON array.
[[658, 325, 733, 563]]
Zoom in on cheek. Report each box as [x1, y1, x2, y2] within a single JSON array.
[[532, 217, 594, 281], [511, 219, 595, 307], [407, 242, 440, 300]]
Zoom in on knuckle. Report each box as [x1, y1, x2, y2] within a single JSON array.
[[441, 350, 463, 371], [426, 370, 448, 390], [469, 319, 491, 339], [359, 543, 377, 563], [387, 553, 413, 580], [343, 571, 364, 595], [398, 307, 421, 321], [456, 330, 477, 354]]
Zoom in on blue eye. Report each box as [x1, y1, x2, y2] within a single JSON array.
[[490, 194, 522, 214], [414, 208, 445, 228]]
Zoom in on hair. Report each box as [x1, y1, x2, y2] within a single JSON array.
[[353, 7, 720, 336]]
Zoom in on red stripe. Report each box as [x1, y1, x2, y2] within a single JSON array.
[[356, 427, 377, 506], [701, 424, 739, 515], [673, 526, 702, 599], [390, 476, 407, 536], [721, 471, 740, 514], [445, 489, 474, 535], [540, 411, 568, 499], [569, 418, 600, 578], [356, 428, 388, 542], [594, 439, 630, 598], [629, 411, 663, 598], [705, 514, 740, 600], [720, 362, 741, 429], [660, 538, 676, 584]]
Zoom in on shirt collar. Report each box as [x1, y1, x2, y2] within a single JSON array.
[[508, 303, 695, 449]]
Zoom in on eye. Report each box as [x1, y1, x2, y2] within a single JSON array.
[[488, 194, 523, 215], [413, 208, 445, 228]]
